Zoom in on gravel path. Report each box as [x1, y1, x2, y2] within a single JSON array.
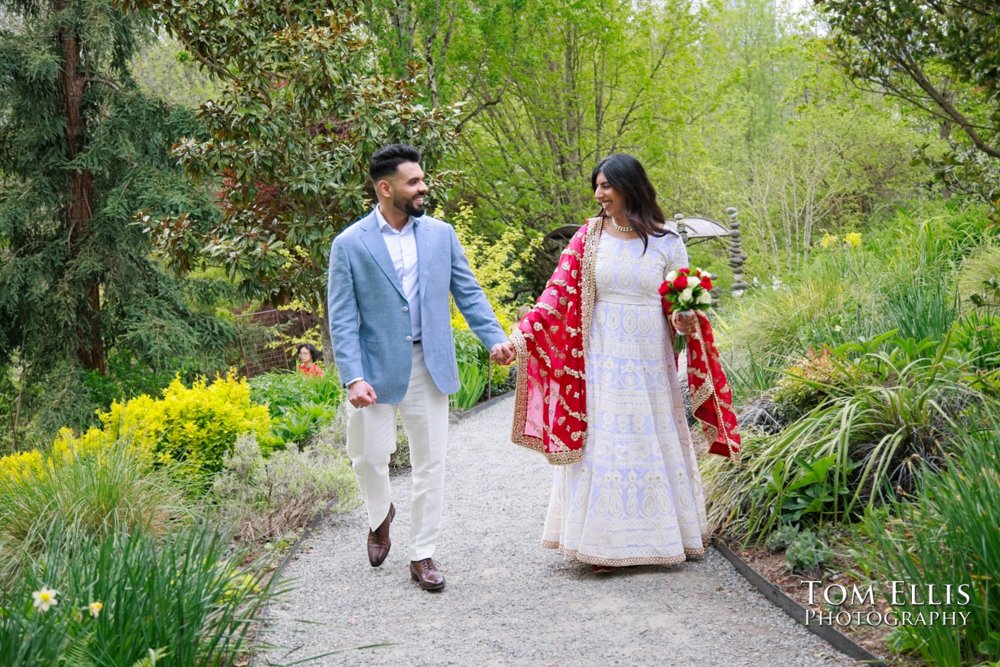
[[257, 395, 857, 667]]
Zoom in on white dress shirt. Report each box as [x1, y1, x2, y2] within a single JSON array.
[[375, 205, 422, 341]]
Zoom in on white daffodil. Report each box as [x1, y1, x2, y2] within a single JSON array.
[[32, 588, 58, 612]]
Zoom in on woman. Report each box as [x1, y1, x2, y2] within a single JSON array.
[[510, 154, 709, 571], [296, 343, 325, 378]]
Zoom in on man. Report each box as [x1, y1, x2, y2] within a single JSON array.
[[327, 144, 514, 592]]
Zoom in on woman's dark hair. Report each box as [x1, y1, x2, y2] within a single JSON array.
[[297, 343, 320, 363], [591, 154, 667, 252], [370, 144, 422, 183]]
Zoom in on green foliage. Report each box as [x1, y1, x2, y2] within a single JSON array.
[[817, 0, 1000, 201], [132, 34, 220, 108], [0, 520, 271, 666], [783, 529, 834, 574], [209, 434, 358, 549], [449, 328, 489, 410], [858, 403, 1000, 665], [706, 331, 980, 542], [0, 1, 235, 449], [764, 523, 800, 553], [249, 371, 343, 419], [133, 0, 461, 336], [249, 370, 344, 450], [448, 202, 541, 326], [0, 437, 187, 592], [721, 204, 991, 373]]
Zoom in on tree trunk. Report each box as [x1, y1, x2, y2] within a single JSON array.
[[59, 12, 104, 373], [320, 296, 335, 370]]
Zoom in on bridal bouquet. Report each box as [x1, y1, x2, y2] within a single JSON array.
[[659, 267, 714, 352], [657, 267, 741, 460]]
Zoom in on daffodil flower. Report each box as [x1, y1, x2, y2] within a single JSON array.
[[32, 587, 58, 612]]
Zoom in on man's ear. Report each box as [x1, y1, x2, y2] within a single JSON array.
[[375, 178, 392, 199]]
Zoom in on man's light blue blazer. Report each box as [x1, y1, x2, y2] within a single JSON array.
[[327, 210, 507, 404]]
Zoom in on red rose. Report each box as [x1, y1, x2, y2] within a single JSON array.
[[658, 281, 670, 296], [678, 268, 690, 275], [700, 276, 713, 290], [674, 275, 689, 290]]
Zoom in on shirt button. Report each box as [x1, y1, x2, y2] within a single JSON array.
[[405, 335, 412, 341], [402, 306, 409, 312]]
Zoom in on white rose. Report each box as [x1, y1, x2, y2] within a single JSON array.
[[679, 287, 694, 304], [666, 270, 678, 282], [696, 290, 712, 305]]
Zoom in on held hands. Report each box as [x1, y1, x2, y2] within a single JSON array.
[[490, 341, 516, 366], [348, 379, 378, 408], [672, 310, 699, 336]]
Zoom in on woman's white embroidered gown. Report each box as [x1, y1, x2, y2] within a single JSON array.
[[541, 232, 709, 566]]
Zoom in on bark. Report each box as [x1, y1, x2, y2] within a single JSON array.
[[59, 7, 104, 373]]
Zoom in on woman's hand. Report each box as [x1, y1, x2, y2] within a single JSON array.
[[672, 310, 698, 335]]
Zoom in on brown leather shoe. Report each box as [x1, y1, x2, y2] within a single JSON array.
[[366, 503, 395, 567], [409, 558, 445, 591]]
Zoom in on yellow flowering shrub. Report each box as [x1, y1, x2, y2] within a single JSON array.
[[1, 373, 273, 488], [446, 202, 540, 333], [96, 373, 271, 481], [0, 449, 44, 485]]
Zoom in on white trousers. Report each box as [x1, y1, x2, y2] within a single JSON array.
[[346, 344, 449, 561]]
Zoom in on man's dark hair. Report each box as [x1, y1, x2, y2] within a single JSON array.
[[370, 144, 422, 182]]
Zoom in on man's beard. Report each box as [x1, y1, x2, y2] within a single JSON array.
[[394, 193, 425, 218]]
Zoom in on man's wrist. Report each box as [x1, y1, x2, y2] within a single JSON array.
[[345, 377, 365, 388]]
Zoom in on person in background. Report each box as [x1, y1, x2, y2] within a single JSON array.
[[296, 343, 324, 377]]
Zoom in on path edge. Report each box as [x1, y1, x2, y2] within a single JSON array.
[[711, 537, 886, 666]]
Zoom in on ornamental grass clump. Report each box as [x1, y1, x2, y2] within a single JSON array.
[[0, 519, 273, 666], [0, 437, 187, 592]]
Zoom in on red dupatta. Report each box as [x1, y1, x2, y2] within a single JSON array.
[[509, 221, 595, 464], [681, 312, 741, 459], [511, 217, 740, 464]]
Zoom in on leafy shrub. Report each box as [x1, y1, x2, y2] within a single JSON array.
[[773, 347, 859, 416], [706, 332, 980, 542], [54, 373, 271, 486], [765, 524, 800, 553], [210, 434, 358, 549], [249, 371, 344, 449], [0, 520, 271, 666], [249, 369, 343, 418], [450, 328, 490, 410], [859, 403, 1000, 666], [783, 529, 834, 573]]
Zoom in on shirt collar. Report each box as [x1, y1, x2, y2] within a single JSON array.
[[375, 205, 417, 234]]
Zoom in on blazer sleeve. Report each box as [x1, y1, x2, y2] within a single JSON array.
[[447, 226, 507, 350], [327, 236, 365, 385]]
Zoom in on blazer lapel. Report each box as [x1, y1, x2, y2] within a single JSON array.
[[359, 212, 406, 299], [414, 217, 433, 301]]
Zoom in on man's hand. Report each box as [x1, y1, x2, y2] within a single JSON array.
[[348, 380, 378, 408], [490, 341, 516, 365], [672, 310, 698, 335]]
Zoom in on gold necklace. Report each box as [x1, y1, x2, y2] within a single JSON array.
[[609, 216, 633, 233]]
